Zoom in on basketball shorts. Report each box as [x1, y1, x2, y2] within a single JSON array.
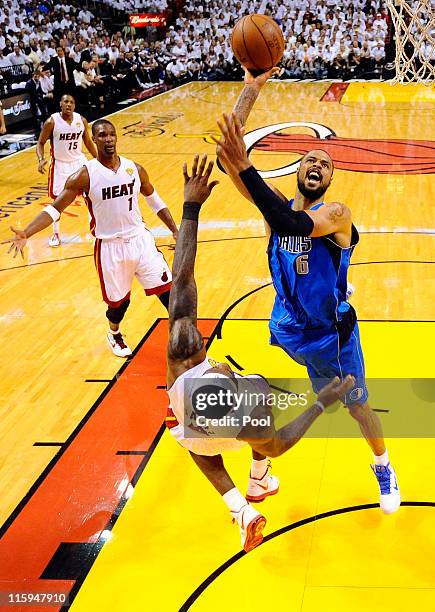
[[48, 156, 87, 198], [94, 231, 172, 307], [270, 322, 368, 406]]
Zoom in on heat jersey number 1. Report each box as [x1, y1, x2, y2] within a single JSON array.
[[128, 196, 133, 211]]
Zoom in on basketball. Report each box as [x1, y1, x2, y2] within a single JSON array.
[[231, 14, 285, 74]]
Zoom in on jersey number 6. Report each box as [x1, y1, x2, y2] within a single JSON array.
[[296, 254, 309, 275]]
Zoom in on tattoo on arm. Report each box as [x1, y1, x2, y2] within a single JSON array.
[[233, 86, 260, 127], [169, 218, 198, 325], [327, 203, 346, 224]]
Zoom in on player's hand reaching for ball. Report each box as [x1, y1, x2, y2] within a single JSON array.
[[317, 375, 356, 408], [1, 226, 27, 259], [243, 66, 281, 89], [183, 154, 219, 205], [215, 112, 251, 173]]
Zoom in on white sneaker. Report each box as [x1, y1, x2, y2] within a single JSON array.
[[231, 503, 266, 552], [107, 332, 132, 358], [48, 233, 61, 247], [371, 462, 401, 514], [246, 462, 280, 502]]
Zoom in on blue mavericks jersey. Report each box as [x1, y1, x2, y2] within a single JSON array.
[[268, 200, 359, 332]]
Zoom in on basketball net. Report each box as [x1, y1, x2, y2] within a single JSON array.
[[386, 0, 434, 85]]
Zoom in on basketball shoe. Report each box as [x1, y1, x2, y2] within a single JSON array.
[[246, 461, 280, 502], [107, 331, 132, 358], [48, 233, 61, 247], [231, 503, 267, 552], [371, 462, 401, 514]]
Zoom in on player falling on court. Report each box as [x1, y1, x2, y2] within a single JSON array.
[[215, 68, 400, 514], [166, 153, 355, 551], [4, 119, 178, 358], [36, 94, 97, 247]]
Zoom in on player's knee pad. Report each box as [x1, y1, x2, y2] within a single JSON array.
[[106, 299, 130, 324]]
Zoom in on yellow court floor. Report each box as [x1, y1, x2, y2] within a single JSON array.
[[0, 81, 434, 611]]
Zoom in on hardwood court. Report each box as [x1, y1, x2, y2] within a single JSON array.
[[0, 81, 434, 611]]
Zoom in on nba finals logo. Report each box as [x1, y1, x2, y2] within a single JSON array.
[[175, 123, 434, 176], [126, 168, 134, 176]]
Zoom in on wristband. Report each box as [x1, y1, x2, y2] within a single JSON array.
[[182, 202, 201, 221], [312, 400, 325, 413], [42, 204, 61, 222], [145, 189, 167, 214]]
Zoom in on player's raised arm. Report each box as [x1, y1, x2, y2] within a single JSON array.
[[167, 155, 218, 361], [81, 117, 97, 158], [36, 117, 54, 174], [135, 162, 178, 241], [217, 113, 351, 238], [1, 166, 89, 258]]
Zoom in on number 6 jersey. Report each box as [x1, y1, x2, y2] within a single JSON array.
[[84, 157, 144, 240]]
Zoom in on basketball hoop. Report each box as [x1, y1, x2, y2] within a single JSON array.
[[386, 0, 435, 85]]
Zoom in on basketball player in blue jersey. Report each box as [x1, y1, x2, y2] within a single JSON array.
[[166, 153, 355, 552], [215, 71, 400, 514]]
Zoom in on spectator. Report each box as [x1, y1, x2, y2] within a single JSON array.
[[47, 46, 76, 101]]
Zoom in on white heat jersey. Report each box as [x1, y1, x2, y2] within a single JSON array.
[[84, 156, 145, 239], [51, 112, 85, 162]]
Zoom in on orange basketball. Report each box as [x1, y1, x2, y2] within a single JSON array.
[[231, 14, 285, 74]]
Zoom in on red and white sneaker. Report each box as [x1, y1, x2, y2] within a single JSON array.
[[48, 233, 61, 247], [231, 503, 266, 553], [107, 331, 132, 358], [246, 462, 279, 502]]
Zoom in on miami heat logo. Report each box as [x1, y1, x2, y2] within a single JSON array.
[[175, 123, 435, 176], [244, 122, 435, 177]]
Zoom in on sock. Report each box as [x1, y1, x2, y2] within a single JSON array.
[[109, 328, 120, 336], [52, 220, 60, 234], [251, 458, 268, 479], [374, 449, 389, 466], [222, 487, 247, 515]]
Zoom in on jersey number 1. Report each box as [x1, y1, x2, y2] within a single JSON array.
[[128, 196, 133, 211], [296, 254, 309, 275]]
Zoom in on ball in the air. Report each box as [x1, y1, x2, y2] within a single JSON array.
[[231, 14, 285, 74]]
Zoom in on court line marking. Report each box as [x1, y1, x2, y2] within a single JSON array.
[[179, 501, 435, 611], [0, 319, 161, 539], [0, 82, 192, 163]]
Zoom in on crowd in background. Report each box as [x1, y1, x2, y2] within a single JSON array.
[[0, 0, 429, 135]]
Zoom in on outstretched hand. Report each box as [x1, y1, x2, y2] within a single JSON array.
[[1, 226, 27, 259], [215, 112, 251, 172], [317, 375, 355, 408], [243, 66, 281, 88], [183, 154, 219, 205]]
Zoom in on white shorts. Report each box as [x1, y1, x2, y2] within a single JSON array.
[[49, 156, 87, 198], [94, 231, 172, 307], [168, 423, 247, 456]]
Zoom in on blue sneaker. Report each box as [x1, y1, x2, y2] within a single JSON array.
[[371, 462, 401, 514]]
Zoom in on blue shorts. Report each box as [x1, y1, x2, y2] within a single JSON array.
[[269, 323, 368, 406]]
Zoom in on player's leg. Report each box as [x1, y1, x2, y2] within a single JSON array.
[[189, 451, 266, 552], [48, 159, 61, 247], [246, 449, 280, 502], [94, 238, 135, 357], [307, 326, 401, 514], [134, 232, 172, 307]]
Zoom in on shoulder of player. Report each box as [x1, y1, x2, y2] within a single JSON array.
[[68, 164, 90, 190], [323, 201, 352, 224]]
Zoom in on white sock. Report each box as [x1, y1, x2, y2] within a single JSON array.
[[251, 458, 268, 479], [52, 220, 60, 234], [222, 487, 247, 514], [108, 329, 120, 336], [374, 449, 389, 466]]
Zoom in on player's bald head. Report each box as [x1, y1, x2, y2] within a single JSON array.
[[92, 119, 116, 136], [301, 149, 334, 171]]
